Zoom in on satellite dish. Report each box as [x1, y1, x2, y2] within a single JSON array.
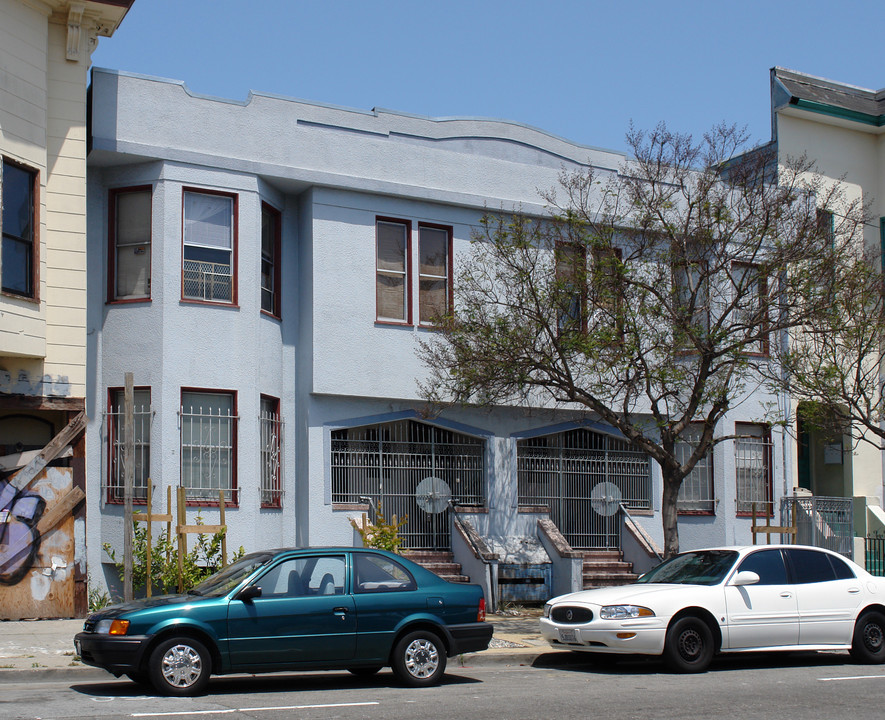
[[415, 476, 452, 514], [590, 481, 622, 517]]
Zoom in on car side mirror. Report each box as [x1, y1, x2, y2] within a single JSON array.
[[731, 571, 760, 587], [237, 585, 262, 601]]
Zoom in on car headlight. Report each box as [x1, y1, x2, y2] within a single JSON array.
[[599, 605, 655, 620], [94, 619, 130, 635], [543, 603, 552, 618]]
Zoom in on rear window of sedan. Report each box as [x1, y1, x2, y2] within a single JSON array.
[[637, 550, 739, 585]]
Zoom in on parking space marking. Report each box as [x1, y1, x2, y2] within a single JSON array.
[[131, 701, 379, 716], [818, 675, 885, 682]]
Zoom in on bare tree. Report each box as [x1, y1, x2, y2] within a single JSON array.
[[418, 123, 861, 558]]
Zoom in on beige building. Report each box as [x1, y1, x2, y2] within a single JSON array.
[[770, 67, 885, 547], [1, 0, 131, 617]]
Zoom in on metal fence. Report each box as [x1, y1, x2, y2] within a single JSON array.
[[259, 407, 283, 508], [331, 420, 485, 550], [179, 401, 238, 503], [517, 428, 652, 549], [105, 400, 152, 503], [865, 536, 885, 576], [780, 495, 853, 559], [183, 259, 232, 302]]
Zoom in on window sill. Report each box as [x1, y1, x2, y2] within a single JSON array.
[[107, 297, 152, 306], [1, 290, 39, 304], [260, 309, 282, 322], [180, 298, 240, 309], [375, 320, 413, 328]]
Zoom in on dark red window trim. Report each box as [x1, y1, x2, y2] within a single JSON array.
[[375, 216, 412, 325], [417, 222, 453, 327], [260, 202, 282, 319], [735, 422, 773, 518], [180, 187, 239, 307], [106, 385, 151, 505], [179, 387, 238, 507], [107, 185, 152, 304], [260, 394, 282, 509]]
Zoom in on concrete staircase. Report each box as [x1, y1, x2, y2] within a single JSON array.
[[402, 550, 470, 583], [581, 550, 638, 589]]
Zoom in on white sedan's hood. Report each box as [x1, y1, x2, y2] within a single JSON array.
[[551, 583, 698, 607]]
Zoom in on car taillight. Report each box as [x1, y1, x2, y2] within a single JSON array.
[[477, 596, 486, 622]]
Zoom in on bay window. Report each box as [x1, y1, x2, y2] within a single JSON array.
[[182, 189, 236, 303]]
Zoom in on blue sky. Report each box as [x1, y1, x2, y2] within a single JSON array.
[[91, 0, 885, 156]]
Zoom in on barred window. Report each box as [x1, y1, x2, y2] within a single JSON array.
[[676, 428, 714, 513], [180, 390, 237, 504], [735, 423, 772, 515], [259, 396, 283, 508], [107, 388, 152, 504]]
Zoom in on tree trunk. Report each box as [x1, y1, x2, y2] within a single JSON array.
[[661, 473, 681, 559]]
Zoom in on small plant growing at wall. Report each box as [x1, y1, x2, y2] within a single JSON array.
[[103, 516, 244, 597], [352, 508, 408, 554]]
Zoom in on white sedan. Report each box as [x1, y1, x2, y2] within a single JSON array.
[[540, 544, 885, 672]]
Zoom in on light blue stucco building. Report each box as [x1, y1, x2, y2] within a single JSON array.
[[85, 68, 789, 601]]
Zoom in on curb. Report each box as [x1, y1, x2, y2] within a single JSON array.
[[0, 649, 583, 683]]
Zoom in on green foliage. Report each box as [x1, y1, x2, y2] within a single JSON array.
[[354, 509, 408, 554], [103, 517, 245, 597], [87, 576, 112, 612]]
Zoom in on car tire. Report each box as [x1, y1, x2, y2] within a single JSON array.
[[391, 630, 446, 687], [663, 616, 714, 673], [850, 611, 885, 663], [148, 637, 211, 696], [347, 666, 383, 676]]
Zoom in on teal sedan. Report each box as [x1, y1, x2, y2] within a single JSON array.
[[74, 547, 492, 696]]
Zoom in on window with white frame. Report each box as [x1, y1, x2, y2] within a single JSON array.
[[676, 428, 714, 513], [418, 224, 451, 325], [376, 218, 410, 323], [180, 390, 237, 503], [259, 395, 282, 508], [2, 158, 38, 298], [110, 187, 151, 301], [182, 189, 236, 303], [107, 388, 151, 503], [261, 203, 281, 316], [735, 423, 772, 515]]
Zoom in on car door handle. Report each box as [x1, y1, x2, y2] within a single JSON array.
[[780, 592, 792, 598], [848, 587, 861, 594], [333, 607, 349, 614]]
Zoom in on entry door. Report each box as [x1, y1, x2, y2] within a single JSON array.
[[227, 555, 355, 667], [724, 549, 799, 649]]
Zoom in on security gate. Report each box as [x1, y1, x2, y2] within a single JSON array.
[[517, 428, 651, 549], [331, 420, 485, 550]]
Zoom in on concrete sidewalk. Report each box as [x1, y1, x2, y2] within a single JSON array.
[[0, 612, 555, 682]]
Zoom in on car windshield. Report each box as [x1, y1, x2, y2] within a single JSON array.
[[636, 550, 739, 586], [188, 553, 273, 597]]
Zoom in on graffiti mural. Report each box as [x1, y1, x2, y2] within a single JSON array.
[[0, 467, 77, 620], [0, 479, 47, 584]]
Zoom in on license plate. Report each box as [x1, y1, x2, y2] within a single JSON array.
[[558, 628, 577, 643]]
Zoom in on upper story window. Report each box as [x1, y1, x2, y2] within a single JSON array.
[[109, 187, 151, 301], [732, 262, 769, 355], [555, 242, 587, 333], [376, 218, 411, 323], [1, 158, 38, 299], [182, 189, 237, 304], [418, 224, 452, 325], [261, 203, 281, 317]]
